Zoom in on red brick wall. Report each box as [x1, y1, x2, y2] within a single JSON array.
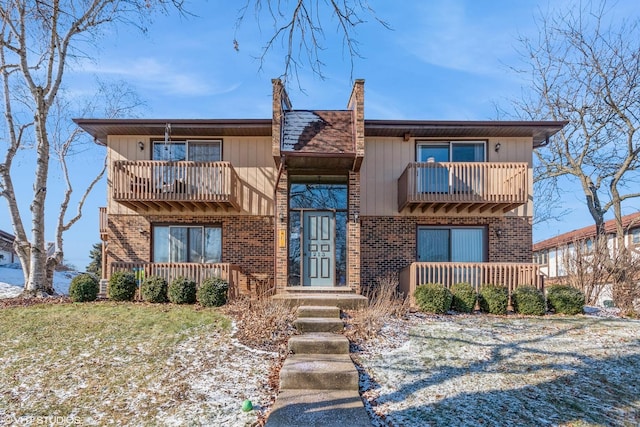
[[106, 214, 274, 279], [360, 216, 532, 289]]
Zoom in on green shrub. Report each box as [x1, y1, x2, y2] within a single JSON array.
[[450, 282, 477, 313], [547, 285, 585, 315], [197, 277, 229, 307], [414, 283, 452, 314], [512, 286, 546, 316], [69, 273, 99, 302], [478, 285, 509, 315], [108, 271, 137, 301], [168, 277, 197, 304], [140, 276, 168, 303]]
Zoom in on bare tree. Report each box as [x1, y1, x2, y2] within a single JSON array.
[[0, 1, 173, 296], [512, 1, 640, 311], [234, 0, 389, 86]]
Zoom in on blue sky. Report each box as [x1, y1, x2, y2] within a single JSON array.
[[1, 0, 638, 269]]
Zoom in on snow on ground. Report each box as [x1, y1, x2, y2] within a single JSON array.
[[0, 264, 76, 297], [355, 314, 640, 427]]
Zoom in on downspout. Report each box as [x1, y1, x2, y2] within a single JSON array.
[[273, 156, 285, 293]]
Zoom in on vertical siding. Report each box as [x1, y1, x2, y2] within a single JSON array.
[[106, 135, 275, 216], [361, 136, 534, 217]]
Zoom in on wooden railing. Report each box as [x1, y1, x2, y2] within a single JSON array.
[[109, 262, 243, 299], [112, 161, 241, 210], [399, 262, 543, 308], [398, 162, 528, 213], [99, 207, 108, 240]]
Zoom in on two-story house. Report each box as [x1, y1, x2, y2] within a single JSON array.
[[533, 212, 640, 278], [76, 79, 565, 305]]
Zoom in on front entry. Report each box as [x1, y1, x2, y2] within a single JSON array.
[[302, 211, 335, 286]]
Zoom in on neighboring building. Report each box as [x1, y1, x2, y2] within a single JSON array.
[[533, 212, 640, 279], [0, 229, 17, 265], [76, 79, 565, 304]]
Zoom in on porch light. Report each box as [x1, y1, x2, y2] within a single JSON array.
[[138, 141, 144, 151], [495, 229, 502, 238], [494, 142, 501, 152]]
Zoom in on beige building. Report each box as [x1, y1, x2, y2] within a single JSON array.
[[76, 79, 565, 303]]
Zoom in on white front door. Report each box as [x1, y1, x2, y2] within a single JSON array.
[[303, 211, 335, 286]]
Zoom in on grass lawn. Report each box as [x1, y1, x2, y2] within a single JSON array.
[[0, 302, 274, 426], [357, 315, 640, 427]]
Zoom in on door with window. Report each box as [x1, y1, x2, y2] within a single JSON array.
[[417, 227, 485, 286], [303, 211, 335, 286], [152, 140, 222, 192], [417, 142, 486, 194]]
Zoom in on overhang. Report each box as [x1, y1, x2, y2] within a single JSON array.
[[73, 118, 273, 146], [364, 120, 568, 147]]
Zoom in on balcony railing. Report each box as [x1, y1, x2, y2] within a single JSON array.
[[112, 161, 241, 212], [99, 207, 108, 240], [398, 162, 528, 214], [399, 262, 543, 308], [109, 262, 244, 299]]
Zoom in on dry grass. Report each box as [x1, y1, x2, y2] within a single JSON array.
[[0, 302, 276, 425], [345, 273, 410, 345], [223, 297, 297, 354]]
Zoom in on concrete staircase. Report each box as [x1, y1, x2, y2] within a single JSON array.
[[265, 305, 370, 426]]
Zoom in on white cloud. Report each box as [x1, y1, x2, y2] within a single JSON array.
[[401, 1, 530, 76], [74, 57, 240, 97]]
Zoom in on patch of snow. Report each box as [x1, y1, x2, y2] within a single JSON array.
[[356, 314, 640, 426], [0, 264, 79, 297]]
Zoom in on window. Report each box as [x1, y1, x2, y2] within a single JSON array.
[[417, 141, 486, 163], [417, 227, 486, 262], [416, 141, 486, 194], [153, 225, 221, 263], [631, 228, 640, 245], [533, 250, 548, 265], [152, 140, 221, 162]]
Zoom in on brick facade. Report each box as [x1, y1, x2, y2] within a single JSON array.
[[106, 213, 274, 282], [360, 215, 532, 289]]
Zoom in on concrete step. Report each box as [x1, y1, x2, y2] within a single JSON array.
[[279, 354, 359, 390], [294, 317, 344, 333], [288, 333, 350, 355], [297, 305, 341, 319], [265, 389, 370, 427], [272, 293, 368, 310]]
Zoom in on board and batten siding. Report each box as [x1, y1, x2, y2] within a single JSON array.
[[106, 135, 275, 216], [360, 136, 534, 217]]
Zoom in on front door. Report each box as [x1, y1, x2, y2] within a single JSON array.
[[303, 211, 335, 286]]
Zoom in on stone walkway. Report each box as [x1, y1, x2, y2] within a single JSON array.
[[265, 305, 371, 426]]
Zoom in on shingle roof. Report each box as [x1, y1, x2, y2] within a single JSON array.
[[282, 110, 354, 153], [533, 212, 640, 252]]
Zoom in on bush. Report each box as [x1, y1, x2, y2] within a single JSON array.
[[69, 273, 99, 302], [168, 276, 197, 304], [108, 271, 137, 301], [478, 285, 509, 315], [197, 277, 229, 307], [414, 283, 452, 314], [450, 282, 477, 313], [512, 286, 546, 316], [140, 276, 168, 303], [547, 285, 585, 315]]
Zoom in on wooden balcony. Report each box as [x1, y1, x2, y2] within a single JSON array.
[[399, 262, 543, 308], [109, 262, 244, 299], [112, 161, 241, 212], [398, 162, 528, 214], [99, 207, 108, 240]]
